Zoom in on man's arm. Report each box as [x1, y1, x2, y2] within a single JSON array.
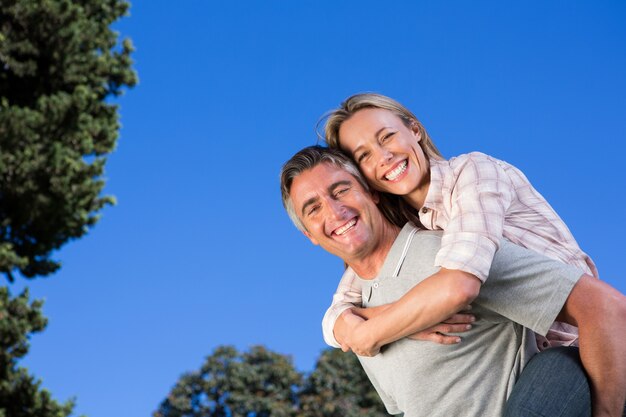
[[339, 268, 481, 356], [321, 268, 363, 348]]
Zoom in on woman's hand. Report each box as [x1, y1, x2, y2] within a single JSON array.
[[407, 312, 475, 344], [337, 310, 381, 356]]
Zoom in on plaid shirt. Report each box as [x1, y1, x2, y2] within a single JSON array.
[[322, 152, 597, 348]]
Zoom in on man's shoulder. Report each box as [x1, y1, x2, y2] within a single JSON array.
[[394, 224, 442, 248], [407, 230, 442, 259], [388, 226, 442, 277]]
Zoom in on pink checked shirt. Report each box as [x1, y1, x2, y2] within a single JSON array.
[[322, 152, 598, 349]]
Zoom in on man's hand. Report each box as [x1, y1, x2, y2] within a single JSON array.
[[408, 312, 475, 344]]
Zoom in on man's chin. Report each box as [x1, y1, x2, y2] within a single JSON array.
[[321, 239, 369, 261]]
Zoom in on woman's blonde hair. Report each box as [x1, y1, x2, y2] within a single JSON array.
[[323, 93, 443, 161], [321, 93, 444, 228]]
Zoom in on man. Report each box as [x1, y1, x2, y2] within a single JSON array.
[[280, 145, 626, 417]]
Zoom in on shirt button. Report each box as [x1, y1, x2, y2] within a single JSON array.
[[373, 283, 379, 289], [542, 341, 549, 348], [421, 207, 428, 214]]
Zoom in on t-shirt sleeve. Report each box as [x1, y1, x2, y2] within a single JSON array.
[[434, 154, 514, 282], [321, 267, 363, 348], [478, 239, 583, 335], [357, 356, 401, 415]]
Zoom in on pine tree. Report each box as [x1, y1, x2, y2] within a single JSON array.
[[0, 1, 136, 415], [0, 0, 136, 280], [0, 287, 75, 417]]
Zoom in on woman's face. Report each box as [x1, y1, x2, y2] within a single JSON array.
[[338, 108, 430, 202]]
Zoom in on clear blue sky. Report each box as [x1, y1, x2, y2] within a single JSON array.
[[12, 1, 626, 416]]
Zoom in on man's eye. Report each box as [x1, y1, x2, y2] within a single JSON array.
[[307, 205, 320, 216], [334, 188, 349, 197]]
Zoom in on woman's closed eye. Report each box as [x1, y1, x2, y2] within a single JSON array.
[[356, 151, 370, 164], [380, 131, 396, 144]]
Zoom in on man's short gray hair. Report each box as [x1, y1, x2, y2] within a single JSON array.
[[280, 146, 370, 232]]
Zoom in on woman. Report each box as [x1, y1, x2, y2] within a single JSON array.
[[320, 93, 625, 416]]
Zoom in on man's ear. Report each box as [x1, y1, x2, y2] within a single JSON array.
[[371, 190, 380, 204], [302, 229, 319, 246]]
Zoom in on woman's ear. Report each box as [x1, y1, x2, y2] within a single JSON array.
[[410, 120, 422, 142]]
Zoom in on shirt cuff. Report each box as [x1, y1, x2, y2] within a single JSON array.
[[322, 303, 353, 348]]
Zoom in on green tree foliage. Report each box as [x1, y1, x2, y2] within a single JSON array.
[[299, 349, 386, 417], [155, 346, 387, 417], [155, 346, 303, 417], [0, 0, 137, 281], [0, 287, 75, 417], [0, 1, 136, 416]]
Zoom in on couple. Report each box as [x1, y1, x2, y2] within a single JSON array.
[[280, 94, 626, 416]]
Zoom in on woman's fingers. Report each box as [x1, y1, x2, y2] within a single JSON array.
[[407, 322, 474, 344], [442, 313, 476, 324]]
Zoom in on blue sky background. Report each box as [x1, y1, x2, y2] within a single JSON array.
[[10, 1, 626, 416]]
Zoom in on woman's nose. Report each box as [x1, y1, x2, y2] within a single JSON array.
[[377, 147, 393, 166]]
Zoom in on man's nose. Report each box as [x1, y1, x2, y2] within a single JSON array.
[[326, 198, 347, 220]]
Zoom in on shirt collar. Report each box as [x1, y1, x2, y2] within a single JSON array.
[[422, 158, 447, 210], [356, 222, 419, 281], [376, 222, 420, 278]]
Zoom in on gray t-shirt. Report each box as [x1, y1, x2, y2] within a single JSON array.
[[356, 224, 582, 417]]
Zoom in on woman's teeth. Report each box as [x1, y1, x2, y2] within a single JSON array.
[[385, 160, 407, 181]]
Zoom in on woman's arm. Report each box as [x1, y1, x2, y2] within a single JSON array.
[[432, 153, 514, 281], [326, 268, 476, 351], [337, 304, 476, 352], [341, 268, 482, 356]]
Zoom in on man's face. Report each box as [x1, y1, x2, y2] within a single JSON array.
[[290, 162, 384, 262]]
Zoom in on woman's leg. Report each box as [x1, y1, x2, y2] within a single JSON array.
[[504, 346, 591, 417], [556, 275, 626, 417]]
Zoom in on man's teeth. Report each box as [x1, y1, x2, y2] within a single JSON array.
[[335, 219, 357, 235], [385, 160, 407, 181]]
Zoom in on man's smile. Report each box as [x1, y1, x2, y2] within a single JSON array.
[[332, 217, 358, 236]]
